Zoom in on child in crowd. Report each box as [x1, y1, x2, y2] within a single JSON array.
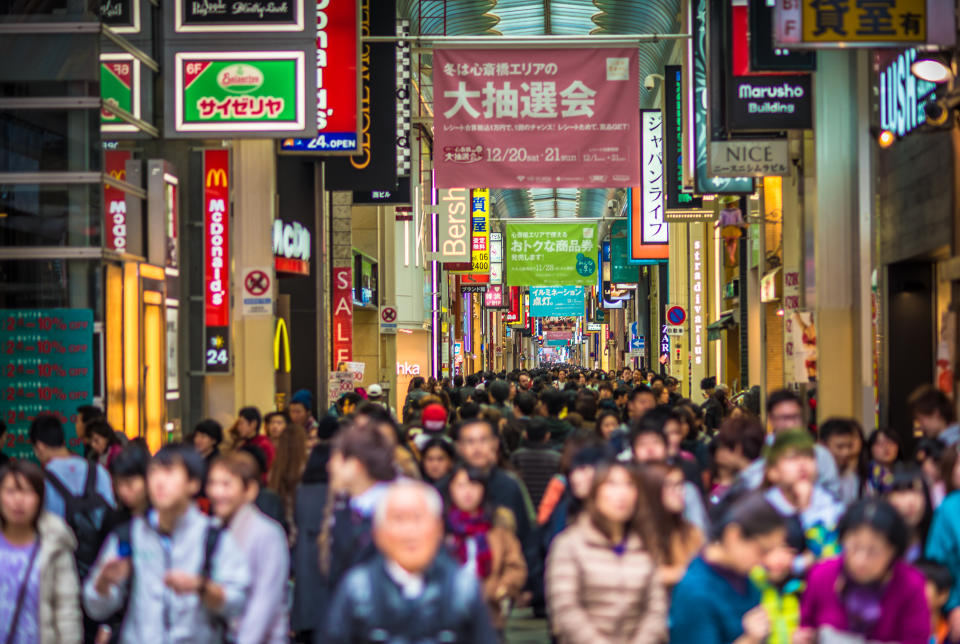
[[819, 418, 864, 506], [864, 428, 901, 496], [749, 542, 804, 644], [916, 559, 953, 644], [885, 464, 933, 564]]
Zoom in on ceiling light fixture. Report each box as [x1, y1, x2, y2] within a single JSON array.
[[911, 53, 954, 84]]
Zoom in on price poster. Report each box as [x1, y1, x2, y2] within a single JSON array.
[[0, 309, 95, 460]]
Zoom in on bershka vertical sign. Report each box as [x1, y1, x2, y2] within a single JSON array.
[[204, 149, 230, 373], [437, 188, 471, 263], [104, 150, 131, 253], [332, 266, 353, 368]]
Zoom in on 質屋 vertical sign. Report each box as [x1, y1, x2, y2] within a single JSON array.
[[204, 149, 230, 373]]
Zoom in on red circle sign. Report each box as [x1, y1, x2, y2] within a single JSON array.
[[667, 306, 687, 326], [381, 307, 397, 323], [244, 270, 270, 296]]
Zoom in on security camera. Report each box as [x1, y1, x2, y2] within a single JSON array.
[[644, 74, 664, 91], [607, 199, 617, 209]]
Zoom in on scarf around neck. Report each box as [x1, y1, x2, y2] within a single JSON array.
[[446, 508, 493, 579]]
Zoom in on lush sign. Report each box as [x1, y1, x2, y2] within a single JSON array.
[[505, 223, 597, 287], [0, 309, 94, 460], [173, 52, 307, 135], [878, 48, 937, 138]]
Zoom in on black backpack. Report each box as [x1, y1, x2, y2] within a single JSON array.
[[45, 463, 111, 579]]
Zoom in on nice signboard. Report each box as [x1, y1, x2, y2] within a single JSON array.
[[168, 51, 314, 137]]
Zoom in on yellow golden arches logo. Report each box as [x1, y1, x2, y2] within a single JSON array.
[[108, 169, 126, 181], [205, 168, 228, 188], [274, 317, 291, 372]]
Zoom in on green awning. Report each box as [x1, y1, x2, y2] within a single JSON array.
[[707, 313, 738, 341]]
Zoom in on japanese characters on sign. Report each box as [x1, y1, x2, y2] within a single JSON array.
[[709, 140, 790, 177], [484, 284, 506, 309], [640, 110, 666, 245], [505, 223, 597, 286], [280, 0, 360, 153], [776, 0, 928, 47], [529, 286, 585, 317], [172, 51, 310, 137], [471, 189, 490, 274], [0, 309, 95, 460], [878, 48, 937, 138], [437, 188, 471, 263], [434, 48, 640, 189], [204, 149, 231, 374], [104, 150, 131, 253]]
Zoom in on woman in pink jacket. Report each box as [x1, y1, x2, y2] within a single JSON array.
[[796, 498, 930, 644]]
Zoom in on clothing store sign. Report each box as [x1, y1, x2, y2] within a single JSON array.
[[709, 140, 789, 177], [726, 76, 812, 131], [436, 188, 471, 263], [434, 48, 640, 189]]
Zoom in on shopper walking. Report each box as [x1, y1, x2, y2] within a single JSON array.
[[234, 407, 275, 476]]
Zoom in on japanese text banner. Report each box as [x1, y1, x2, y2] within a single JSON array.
[[434, 49, 639, 189], [529, 286, 585, 317], [505, 223, 597, 286]]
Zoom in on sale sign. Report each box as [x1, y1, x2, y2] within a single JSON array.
[[204, 149, 230, 373], [434, 48, 639, 189], [332, 266, 353, 368], [103, 150, 131, 253]]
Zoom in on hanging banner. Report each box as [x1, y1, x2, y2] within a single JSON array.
[[664, 65, 703, 212], [776, 0, 931, 47], [505, 222, 597, 286], [0, 309, 95, 460], [483, 284, 507, 309], [471, 189, 490, 274], [332, 266, 353, 368], [104, 150, 131, 253], [280, 0, 361, 153], [437, 188, 471, 263], [629, 188, 669, 263], [204, 149, 230, 373], [610, 219, 639, 282], [504, 286, 521, 322], [640, 110, 666, 245], [434, 48, 640, 189], [529, 286, 585, 317]]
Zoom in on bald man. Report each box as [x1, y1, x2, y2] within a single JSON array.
[[325, 481, 497, 643]]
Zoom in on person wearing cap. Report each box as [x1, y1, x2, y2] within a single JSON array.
[[365, 383, 397, 418], [763, 429, 844, 578], [288, 389, 318, 438], [408, 403, 450, 455]]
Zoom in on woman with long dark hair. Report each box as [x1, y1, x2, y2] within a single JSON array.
[[266, 412, 307, 542], [884, 464, 933, 563], [0, 460, 82, 643], [864, 427, 901, 496], [546, 462, 667, 643]]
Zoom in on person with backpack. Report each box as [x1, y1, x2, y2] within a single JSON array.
[[29, 414, 116, 570], [207, 452, 289, 644], [0, 459, 82, 644], [83, 444, 250, 643]]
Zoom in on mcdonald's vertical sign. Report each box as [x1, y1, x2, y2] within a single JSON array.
[[104, 150, 131, 252], [204, 149, 231, 373]]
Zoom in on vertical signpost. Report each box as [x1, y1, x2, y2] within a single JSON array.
[[331, 266, 353, 368], [103, 150, 132, 253], [203, 150, 230, 373]]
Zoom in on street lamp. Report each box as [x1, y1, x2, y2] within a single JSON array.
[[911, 52, 954, 84]]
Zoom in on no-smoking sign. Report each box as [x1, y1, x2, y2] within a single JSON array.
[[241, 267, 273, 317], [380, 306, 398, 334]]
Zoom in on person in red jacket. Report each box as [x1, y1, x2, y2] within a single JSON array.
[[235, 407, 275, 478]]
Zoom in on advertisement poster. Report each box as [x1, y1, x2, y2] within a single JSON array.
[[505, 223, 597, 286], [204, 149, 230, 373], [529, 286, 585, 317], [0, 309, 95, 460], [434, 48, 639, 189]]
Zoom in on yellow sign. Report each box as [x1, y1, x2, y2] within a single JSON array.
[[471, 188, 489, 274], [205, 168, 228, 188], [274, 317, 291, 372], [802, 0, 925, 43]]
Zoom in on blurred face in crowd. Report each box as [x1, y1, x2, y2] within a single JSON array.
[[147, 463, 199, 513], [763, 543, 796, 584], [89, 433, 111, 457], [448, 469, 484, 514], [266, 415, 286, 441], [569, 465, 596, 500], [627, 392, 656, 420], [768, 400, 804, 433], [661, 468, 686, 515], [721, 523, 787, 576], [422, 445, 454, 482], [914, 411, 948, 437], [288, 402, 309, 427], [887, 483, 926, 530], [824, 433, 857, 472], [236, 416, 258, 440], [207, 465, 255, 522], [598, 414, 621, 439], [456, 422, 497, 470], [593, 466, 638, 526], [518, 374, 531, 390], [871, 432, 899, 467], [115, 475, 148, 515], [0, 473, 41, 529], [375, 486, 443, 574], [193, 432, 216, 457], [663, 419, 684, 457], [767, 450, 817, 490], [842, 526, 895, 585], [621, 369, 632, 382], [632, 432, 667, 464]]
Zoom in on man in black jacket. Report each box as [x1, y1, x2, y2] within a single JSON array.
[[326, 480, 497, 643]]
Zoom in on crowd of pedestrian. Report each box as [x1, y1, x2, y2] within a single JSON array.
[[4, 370, 960, 643]]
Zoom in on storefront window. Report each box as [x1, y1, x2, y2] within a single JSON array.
[[1, 108, 101, 173], [0, 183, 102, 246], [0, 259, 103, 317]]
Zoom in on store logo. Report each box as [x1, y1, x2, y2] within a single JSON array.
[[879, 48, 937, 139], [397, 361, 421, 376], [205, 168, 228, 188], [217, 64, 264, 94], [737, 83, 805, 99]]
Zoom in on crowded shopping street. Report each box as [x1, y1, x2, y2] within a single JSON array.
[[4, 0, 960, 642]]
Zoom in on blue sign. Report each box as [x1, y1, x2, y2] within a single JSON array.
[[280, 133, 359, 153], [630, 321, 639, 338], [667, 306, 687, 326], [630, 338, 645, 351], [529, 286, 585, 318], [0, 309, 95, 460]]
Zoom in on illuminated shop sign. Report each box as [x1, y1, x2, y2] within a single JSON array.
[[172, 51, 311, 137], [437, 188, 471, 263], [204, 150, 231, 373], [104, 150, 131, 253], [101, 54, 141, 134], [273, 220, 311, 275], [471, 189, 490, 274], [332, 266, 353, 367], [640, 110, 666, 245], [691, 239, 705, 367], [174, 0, 304, 32], [878, 48, 937, 138]]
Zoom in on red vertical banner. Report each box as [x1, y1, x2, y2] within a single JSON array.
[[104, 150, 131, 252], [332, 266, 353, 368], [203, 149, 230, 373]]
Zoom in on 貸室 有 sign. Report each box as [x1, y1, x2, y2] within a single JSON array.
[[710, 140, 789, 177]]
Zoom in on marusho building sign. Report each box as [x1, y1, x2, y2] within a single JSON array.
[[878, 48, 937, 138], [727, 76, 812, 131]]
